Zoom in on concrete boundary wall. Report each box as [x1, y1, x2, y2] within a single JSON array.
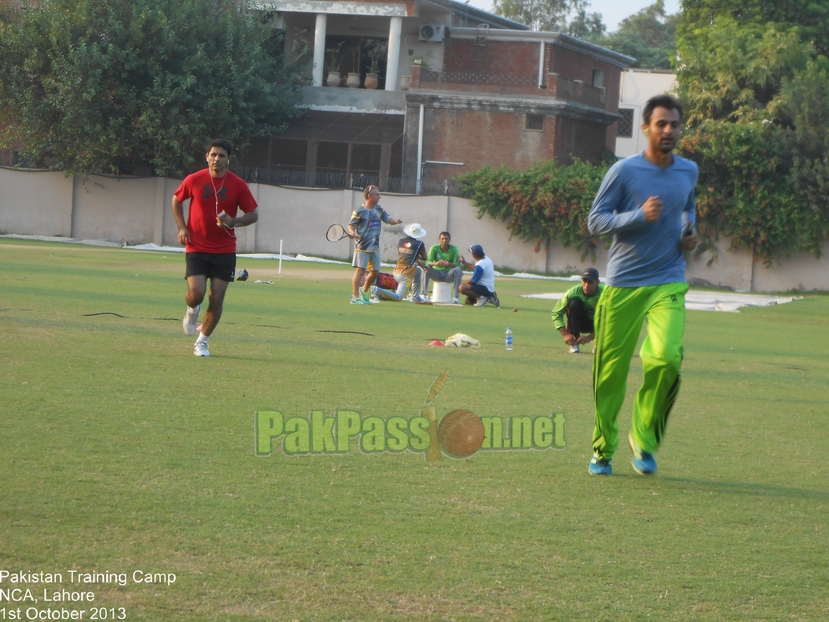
[[1, 167, 826, 292], [1, 168, 73, 237]]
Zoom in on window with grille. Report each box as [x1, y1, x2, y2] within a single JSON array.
[[526, 114, 544, 131], [617, 109, 634, 138]]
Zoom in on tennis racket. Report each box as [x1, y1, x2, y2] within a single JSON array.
[[326, 224, 351, 242]]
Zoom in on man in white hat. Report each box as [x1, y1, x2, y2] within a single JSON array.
[[372, 223, 428, 302]]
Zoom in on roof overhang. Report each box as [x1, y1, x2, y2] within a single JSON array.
[[448, 28, 635, 69]]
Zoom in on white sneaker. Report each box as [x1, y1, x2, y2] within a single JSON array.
[[569, 344, 580, 354], [183, 305, 199, 335], [451, 297, 460, 304], [475, 297, 488, 307], [194, 341, 210, 357]]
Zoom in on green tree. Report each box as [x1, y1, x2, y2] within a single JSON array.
[[676, 18, 810, 126], [460, 159, 609, 260], [492, 0, 590, 32], [0, 0, 307, 176], [566, 9, 605, 39], [679, 121, 804, 264], [675, 11, 829, 264], [680, 0, 829, 55], [583, 1, 678, 69]]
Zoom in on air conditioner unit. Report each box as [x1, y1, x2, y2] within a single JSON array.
[[419, 24, 445, 42]]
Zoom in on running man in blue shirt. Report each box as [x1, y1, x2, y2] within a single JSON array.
[[586, 95, 699, 476]]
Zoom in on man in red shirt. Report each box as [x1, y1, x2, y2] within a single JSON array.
[[172, 139, 259, 356]]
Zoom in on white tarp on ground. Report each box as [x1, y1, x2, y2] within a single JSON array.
[[523, 291, 800, 312]]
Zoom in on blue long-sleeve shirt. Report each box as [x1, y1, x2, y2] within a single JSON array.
[[588, 152, 698, 287]]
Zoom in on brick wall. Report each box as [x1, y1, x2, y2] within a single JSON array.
[[443, 35, 541, 79], [551, 116, 608, 164], [379, 31, 626, 180], [405, 104, 562, 179], [550, 44, 621, 151], [546, 74, 606, 109]]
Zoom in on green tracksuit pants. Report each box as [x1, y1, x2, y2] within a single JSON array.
[[591, 282, 688, 460]]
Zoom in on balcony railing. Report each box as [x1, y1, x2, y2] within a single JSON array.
[[416, 68, 539, 88]]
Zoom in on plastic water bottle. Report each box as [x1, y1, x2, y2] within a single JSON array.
[[505, 327, 513, 351]]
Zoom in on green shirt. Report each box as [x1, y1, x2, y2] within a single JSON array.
[[427, 243, 460, 272], [551, 283, 604, 330]]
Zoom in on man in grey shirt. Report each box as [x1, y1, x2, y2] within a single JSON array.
[[347, 185, 402, 304]]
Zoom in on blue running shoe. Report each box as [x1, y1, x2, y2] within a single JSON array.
[[629, 433, 657, 475], [588, 455, 612, 475]]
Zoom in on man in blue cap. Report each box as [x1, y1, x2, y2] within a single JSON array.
[[460, 244, 499, 308]]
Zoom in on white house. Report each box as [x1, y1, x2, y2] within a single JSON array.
[[614, 69, 676, 159]]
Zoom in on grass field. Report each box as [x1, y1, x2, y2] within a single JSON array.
[[1, 238, 827, 621]]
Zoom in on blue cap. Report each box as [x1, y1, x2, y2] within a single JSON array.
[[469, 244, 484, 256]]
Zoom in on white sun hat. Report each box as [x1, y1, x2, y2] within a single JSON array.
[[403, 223, 427, 239]]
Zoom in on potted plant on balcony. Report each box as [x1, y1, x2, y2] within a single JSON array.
[[412, 54, 432, 70], [407, 53, 432, 89], [347, 44, 361, 88], [365, 40, 387, 90], [324, 42, 345, 87]]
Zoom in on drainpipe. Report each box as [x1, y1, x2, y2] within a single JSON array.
[[538, 40, 545, 88], [416, 104, 425, 194]]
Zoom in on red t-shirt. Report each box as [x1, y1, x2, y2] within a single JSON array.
[[174, 169, 258, 254]]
